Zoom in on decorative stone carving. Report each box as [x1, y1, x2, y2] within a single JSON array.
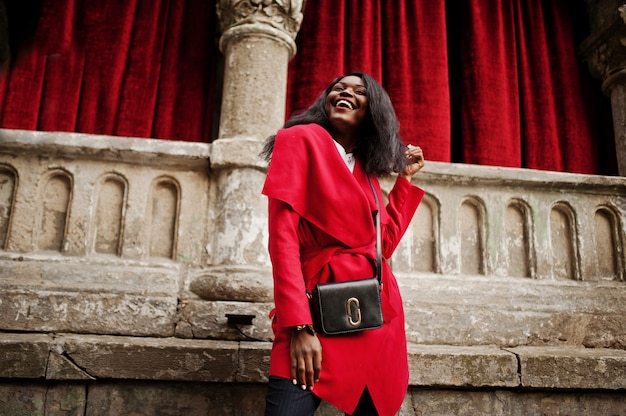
[[216, 0, 305, 40], [214, 0, 306, 151], [580, 6, 626, 91], [585, 42, 612, 83]]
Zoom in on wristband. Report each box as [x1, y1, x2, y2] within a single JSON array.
[[294, 324, 316, 335]]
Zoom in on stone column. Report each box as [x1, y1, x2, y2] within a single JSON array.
[[581, 1, 626, 176], [188, 0, 305, 312], [215, 0, 304, 143], [200, 0, 304, 269], [602, 71, 626, 176]]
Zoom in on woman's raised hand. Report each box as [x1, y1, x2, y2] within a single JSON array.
[[402, 144, 425, 180]]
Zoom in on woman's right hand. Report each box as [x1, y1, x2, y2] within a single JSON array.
[[290, 327, 322, 390]]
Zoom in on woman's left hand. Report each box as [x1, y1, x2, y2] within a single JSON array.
[[401, 145, 425, 180]]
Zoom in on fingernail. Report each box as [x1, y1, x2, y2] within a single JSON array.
[[292, 379, 297, 385], [301, 385, 306, 390]]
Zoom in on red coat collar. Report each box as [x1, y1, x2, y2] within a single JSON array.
[[262, 123, 378, 248]]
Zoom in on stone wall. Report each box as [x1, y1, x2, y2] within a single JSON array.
[[2, 334, 626, 415], [0, 128, 625, 415]]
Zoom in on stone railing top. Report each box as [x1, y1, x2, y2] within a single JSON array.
[[416, 161, 626, 194], [0, 128, 211, 171], [2, 128, 623, 193]]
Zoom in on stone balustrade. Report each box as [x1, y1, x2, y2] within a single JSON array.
[[0, 128, 625, 414], [1, 127, 625, 345]]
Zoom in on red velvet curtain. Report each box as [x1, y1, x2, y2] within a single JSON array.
[[455, 0, 609, 173], [0, 0, 219, 141], [288, 0, 615, 174], [0, 0, 616, 174], [287, 0, 452, 163]]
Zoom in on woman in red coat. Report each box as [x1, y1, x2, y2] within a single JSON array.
[[261, 72, 426, 416]]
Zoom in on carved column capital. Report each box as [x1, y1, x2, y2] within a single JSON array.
[[216, 0, 306, 58], [580, 5, 626, 93]]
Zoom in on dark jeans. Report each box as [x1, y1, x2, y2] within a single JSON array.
[[264, 376, 378, 416]]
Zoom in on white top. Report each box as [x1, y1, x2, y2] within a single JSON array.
[[333, 140, 355, 173]]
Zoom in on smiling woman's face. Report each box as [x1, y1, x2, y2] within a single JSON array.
[[324, 75, 369, 139]]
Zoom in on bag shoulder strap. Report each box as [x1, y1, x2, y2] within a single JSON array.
[[367, 175, 382, 285]]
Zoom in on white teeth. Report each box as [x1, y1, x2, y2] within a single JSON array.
[[336, 99, 354, 109]]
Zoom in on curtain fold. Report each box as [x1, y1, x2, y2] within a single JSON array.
[[76, 0, 139, 135], [515, 0, 560, 170], [0, 51, 46, 130], [113, 0, 170, 139], [151, 0, 218, 141], [0, 0, 616, 174], [286, 0, 347, 114], [459, 0, 521, 167], [513, 0, 599, 173], [287, 0, 451, 162], [288, 0, 613, 174], [543, 0, 600, 174], [381, 0, 450, 161], [37, 0, 82, 132], [0, 0, 219, 142]]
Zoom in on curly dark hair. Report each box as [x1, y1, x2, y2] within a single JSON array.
[[260, 72, 407, 176]]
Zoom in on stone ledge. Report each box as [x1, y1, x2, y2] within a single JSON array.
[[416, 161, 626, 193], [2, 334, 625, 391], [0, 289, 178, 337], [0, 128, 211, 170], [407, 344, 519, 388], [0, 255, 181, 295], [209, 137, 267, 170], [0, 257, 181, 337], [0, 334, 264, 382], [508, 346, 626, 390]]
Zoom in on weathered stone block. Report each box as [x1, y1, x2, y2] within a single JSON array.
[[237, 341, 271, 383], [582, 314, 626, 349], [0, 382, 47, 415], [0, 258, 181, 337], [189, 266, 273, 302], [407, 344, 519, 387], [0, 333, 51, 378], [41, 383, 87, 416], [178, 299, 274, 342], [0, 288, 178, 337], [84, 381, 267, 416], [55, 335, 241, 382], [209, 137, 266, 170], [511, 346, 626, 389], [399, 273, 626, 347], [407, 388, 626, 416], [46, 350, 95, 380], [210, 167, 269, 266]]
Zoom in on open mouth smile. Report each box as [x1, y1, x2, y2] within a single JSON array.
[[335, 99, 355, 110]]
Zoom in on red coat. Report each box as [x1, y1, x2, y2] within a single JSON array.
[[262, 123, 424, 415]]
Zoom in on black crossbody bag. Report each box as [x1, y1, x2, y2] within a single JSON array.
[[309, 176, 384, 335]]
